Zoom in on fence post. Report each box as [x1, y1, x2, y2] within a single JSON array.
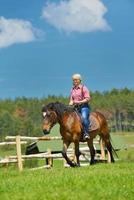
[[100, 139, 105, 160], [47, 149, 53, 167], [16, 135, 23, 171]]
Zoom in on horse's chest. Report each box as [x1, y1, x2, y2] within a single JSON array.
[[60, 114, 81, 141]]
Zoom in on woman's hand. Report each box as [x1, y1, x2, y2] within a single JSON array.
[[69, 100, 74, 106], [74, 98, 89, 105], [73, 100, 81, 105]]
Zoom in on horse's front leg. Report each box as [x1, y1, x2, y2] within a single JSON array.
[[62, 140, 77, 167]]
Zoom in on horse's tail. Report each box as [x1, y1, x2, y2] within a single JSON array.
[[109, 136, 119, 158], [94, 111, 118, 159], [100, 134, 118, 159]]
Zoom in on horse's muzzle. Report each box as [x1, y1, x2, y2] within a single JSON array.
[[43, 129, 50, 135]]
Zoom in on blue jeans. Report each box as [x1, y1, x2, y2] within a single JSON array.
[[79, 106, 90, 135]]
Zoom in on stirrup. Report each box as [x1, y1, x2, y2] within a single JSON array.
[[83, 134, 90, 140]]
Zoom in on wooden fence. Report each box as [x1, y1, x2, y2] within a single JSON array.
[[0, 135, 110, 171]]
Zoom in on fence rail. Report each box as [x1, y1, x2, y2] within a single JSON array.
[[0, 135, 109, 171], [5, 136, 62, 141]]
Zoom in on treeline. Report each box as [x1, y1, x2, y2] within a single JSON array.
[[0, 88, 133, 140]]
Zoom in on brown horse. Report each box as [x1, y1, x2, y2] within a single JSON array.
[[42, 102, 116, 167]]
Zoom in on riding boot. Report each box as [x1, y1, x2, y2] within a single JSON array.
[[83, 132, 90, 140]]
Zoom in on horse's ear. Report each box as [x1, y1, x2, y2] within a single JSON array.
[[48, 102, 55, 110]]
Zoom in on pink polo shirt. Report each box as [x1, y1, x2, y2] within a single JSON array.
[[70, 84, 90, 102]]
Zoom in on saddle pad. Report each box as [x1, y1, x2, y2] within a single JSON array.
[[89, 114, 100, 131]]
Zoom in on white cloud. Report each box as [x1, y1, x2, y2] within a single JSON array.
[[42, 0, 111, 33], [0, 17, 41, 48]]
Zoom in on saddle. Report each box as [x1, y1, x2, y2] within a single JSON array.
[[75, 111, 100, 132], [89, 113, 100, 131]]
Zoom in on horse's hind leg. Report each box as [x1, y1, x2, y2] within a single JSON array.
[[101, 134, 115, 163], [87, 139, 96, 165], [105, 139, 115, 163]]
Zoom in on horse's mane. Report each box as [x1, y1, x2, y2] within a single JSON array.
[[42, 102, 75, 116]]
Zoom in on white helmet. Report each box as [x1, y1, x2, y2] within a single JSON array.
[[72, 73, 82, 80]]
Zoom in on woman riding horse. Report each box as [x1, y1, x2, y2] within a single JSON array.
[[69, 73, 91, 140]]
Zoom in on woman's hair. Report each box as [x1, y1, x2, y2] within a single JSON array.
[[72, 73, 82, 80]]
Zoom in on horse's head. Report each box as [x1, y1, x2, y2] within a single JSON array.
[[42, 103, 58, 135]]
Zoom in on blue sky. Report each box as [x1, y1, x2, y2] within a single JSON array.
[[0, 0, 134, 99]]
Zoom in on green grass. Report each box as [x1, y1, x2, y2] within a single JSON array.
[[0, 162, 134, 200], [0, 132, 134, 200], [112, 133, 134, 162]]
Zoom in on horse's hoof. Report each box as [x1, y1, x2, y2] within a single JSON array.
[[68, 162, 76, 167], [73, 163, 78, 167], [70, 162, 80, 167], [90, 160, 95, 165]]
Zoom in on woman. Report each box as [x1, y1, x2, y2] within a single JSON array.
[[69, 73, 91, 140]]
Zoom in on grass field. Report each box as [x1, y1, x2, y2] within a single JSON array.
[[0, 162, 134, 200], [0, 131, 134, 200]]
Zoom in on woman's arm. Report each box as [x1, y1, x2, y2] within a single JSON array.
[[73, 97, 90, 105]]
